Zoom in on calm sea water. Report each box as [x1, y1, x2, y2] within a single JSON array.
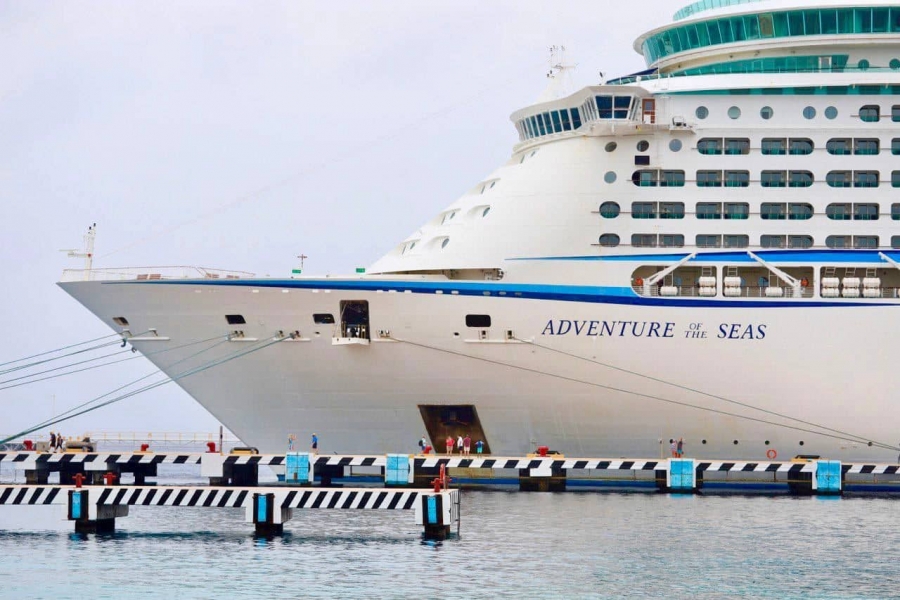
[[1, 465, 898, 599]]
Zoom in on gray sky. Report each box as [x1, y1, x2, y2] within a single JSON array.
[[1, 0, 683, 440]]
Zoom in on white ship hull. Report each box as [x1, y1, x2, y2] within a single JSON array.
[[60, 278, 900, 461]]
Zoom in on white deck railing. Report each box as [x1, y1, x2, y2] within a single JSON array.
[[60, 266, 255, 282]]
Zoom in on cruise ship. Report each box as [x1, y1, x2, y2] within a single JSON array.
[[61, 0, 900, 460]]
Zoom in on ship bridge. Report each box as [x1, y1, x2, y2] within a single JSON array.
[[635, 1, 900, 78]]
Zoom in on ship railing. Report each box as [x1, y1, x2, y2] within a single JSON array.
[[81, 431, 240, 445], [60, 266, 256, 282], [631, 285, 815, 299]]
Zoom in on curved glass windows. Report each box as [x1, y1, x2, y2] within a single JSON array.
[[725, 171, 750, 188], [637, 140, 650, 152], [789, 235, 814, 249], [631, 170, 685, 187], [605, 141, 618, 152], [696, 234, 722, 248], [826, 203, 852, 220], [826, 139, 851, 155], [697, 170, 722, 187], [761, 171, 787, 188], [789, 171, 814, 188], [761, 235, 786, 249], [761, 203, 786, 220], [642, 8, 900, 65], [788, 203, 814, 220], [695, 106, 709, 120], [724, 202, 750, 220], [516, 107, 584, 141], [802, 106, 816, 120], [697, 203, 721, 220], [698, 138, 723, 155], [598, 234, 620, 247], [860, 105, 880, 122], [632, 234, 658, 248], [855, 139, 880, 155], [826, 171, 852, 188], [604, 171, 617, 184], [660, 202, 685, 219], [669, 139, 683, 152], [855, 171, 879, 187], [789, 139, 814, 155], [599, 202, 620, 218], [826, 235, 850, 249], [854, 203, 879, 220], [762, 138, 787, 155], [858, 59, 871, 70], [760, 106, 774, 120], [593, 95, 634, 120], [728, 106, 741, 120], [825, 106, 838, 119]]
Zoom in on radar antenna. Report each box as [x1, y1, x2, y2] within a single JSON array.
[[537, 45, 577, 103]]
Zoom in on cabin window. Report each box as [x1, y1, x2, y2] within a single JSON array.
[[632, 170, 657, 187], [802, 106, 816, 120], [605, 142, 618, 152], [696, 203, 721, 220], [855, 139, 880, 155], [724, 171, 750, 188], [788, 203, 813, 220], [660, 234, 684, 248], [826, 138, 851, 155], [892, 204, 900, 220], [465, 315, 491, 328], [696, 234, 722, 248], [892, 236, 900, 249], [892, 139, 900, 155], [724, 235, 749, 248], [789, 138, 814, 155], [892, 171, 900, 188], [854, 171, 879, 188], [724, 202, 750, 220], [826, 203, 852, 220], [659, 202, 685, 219], [761, 203, 787, 220], [604, 171, 617, 184], [599, 202, 620, 218], [696, 106, 709, 119], [632, 234, 658, 248], [724, 138, 750, 155], [826, 235, 850, 248], [636, 140, 650, 152], [697, 138, 722, 155], [893, 105, 900, 122], [631, 202, 657, 219], [761, 235, 786, 249], [760, 106, 774, 120], [860, 105, 880, 122], [226, 315, 246, 325], [854, 235, 879, 249], [854, 204, 879, 221], [661, 170, 686, 187], [761, 138, 787, 155], [825, 106, 838, 119], [727, 106, 741, 119], [669, 139, 683, 152], [697, 170, 722, 187], [788, 235, 814, 249], [826, 171, 852, 188], [761, 171, 787, 188], [598, 234, 620, 247], [313, 313, 335, 324]]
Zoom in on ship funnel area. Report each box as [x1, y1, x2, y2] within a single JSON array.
[[535, 45, 576, 104], [419, 405, 491, 454]]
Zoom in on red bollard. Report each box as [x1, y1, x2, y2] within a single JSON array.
[[73, 473, 85, 488], [23, 440, 33, 451], [538, 446, 549, 457], [102, 472, 117, 486], [140, 443, 150, 452], [206, 442, 216, 453]]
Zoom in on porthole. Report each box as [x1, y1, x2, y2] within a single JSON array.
[[799, 440, 805, 446], [733, 440, 739, 445], [891, 59, 900, 71], [858, 59, 870, 70], [636, 140, 650, 152], [695, 106, 709, 119], [481, 207, 491, 218], [599, 201, 620, 218], [825, 106, 838, 120], [727, 106, 741, 120], [760, 106, 773, 120], [764, 440, 770, 445], [669, 139, 682, 152], [802, 106, 816, 120], [604, 171, 617, 184], [598, 233, 620, 247], [441, 238, 450, 249], [868, 441, 873, 447], [605, 141, 618, 152], [701, 439, 707, 445]]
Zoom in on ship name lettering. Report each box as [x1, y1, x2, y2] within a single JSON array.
[[541, 320, 674, 338], [717, 323, 767, 340]]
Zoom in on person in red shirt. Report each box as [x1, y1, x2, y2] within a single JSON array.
[[463, 434, 472, 456], [445, 435, 454, 455]]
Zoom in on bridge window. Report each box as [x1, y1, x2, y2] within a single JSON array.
[[826, 171, 852, 188], [860, 105, 880, 122], [696, 234, 722, 248], [761, 235, 786, 249], [855, 171, 879, 188], [826, 139, 851, 155], [826, 235, 850, 249], [660, 202, 685, 219], [724, 235, 749, 249], [725, 171, 750, 188], [599, 202, 620, 218], [762, 138, 787, 155], [789, 203, 814, 220], [789, 235, 814, 249], [761, 203, 787, 220], [854, 236, 879, 249], [632, 234, 658, 248], [854, 204, 879, 220], [632, 202, 657, 219], [696, 202, 721, 220], [598, 234, 620, 247], [761, 171, 787, 188], [724, 202, 750, 220], [789, 139, 814, 155], [697, 170, 722, 187], [855, 139, 880, 155]]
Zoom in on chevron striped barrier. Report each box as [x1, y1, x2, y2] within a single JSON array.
[[0, 484, 459, 538]]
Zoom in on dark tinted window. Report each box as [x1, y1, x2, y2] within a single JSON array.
[[226, 315, 246, 325], [466, 314, 492, 328], [313, 313, 335, 324]]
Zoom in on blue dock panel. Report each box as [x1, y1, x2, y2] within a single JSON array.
[[70, 490, 83, 520], [669, 459, 695, 491], [386, 454, 410, 485], [285, 452, 311, 483], [426, 496, 438, 524], [816, 461, 842, 493], [256, 494, 268, 523]]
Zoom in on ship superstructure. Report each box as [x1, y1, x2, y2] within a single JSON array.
[[61, 1, 900, 460]]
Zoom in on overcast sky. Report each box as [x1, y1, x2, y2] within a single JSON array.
[[1, 0, 684, 442]]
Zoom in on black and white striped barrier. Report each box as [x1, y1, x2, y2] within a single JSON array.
[[0, 485, 459, 538]]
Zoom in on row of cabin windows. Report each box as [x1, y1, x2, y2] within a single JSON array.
[[631, 170, 899, 188], [600, 201, 900, 220], [598, 234, 889, 249], [515, 107, 583, 141], [697, 137, 900, 155]]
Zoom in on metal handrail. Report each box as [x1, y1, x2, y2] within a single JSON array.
[[60, 266, 255, 283]]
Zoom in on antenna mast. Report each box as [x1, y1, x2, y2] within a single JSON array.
[[67, 224, 97, 279]]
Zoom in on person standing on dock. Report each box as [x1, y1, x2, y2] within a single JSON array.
[[57, 433, 65, 452], [677, 438, 684, 458], [49, 432, 57, 453], [463, 434, 471, 456], [456, 435, 463, 454], [287, 433, 295, 452], [418, 436, 426, 454], [476, 439, 484, 454], [311, 433, 318, 455], [445, 435, 454, 455], [670, 438, 677, 458]]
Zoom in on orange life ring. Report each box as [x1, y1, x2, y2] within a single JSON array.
[[800, 278, 809, 287], [766, 449, 777, 460], [635, 278, 644, 286]]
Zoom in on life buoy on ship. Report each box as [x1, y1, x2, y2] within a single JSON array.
[[800, 278, 809, 287], [766, 449, 777, 460], [635, 278, 644, 286]]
